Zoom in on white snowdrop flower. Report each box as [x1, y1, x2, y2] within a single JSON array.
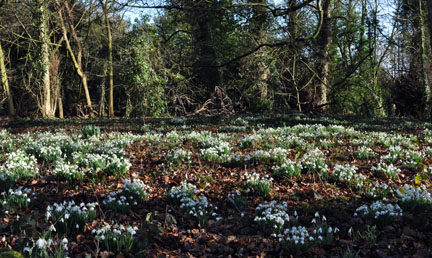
[[318, 236, 323, 241], [36, 238, 47, 248], [49, 224, 56, 232], [76, 224, 79, 229], [216, 217, 222, 221], [322, 215, 326, 221], [314, 212, 319, 217]]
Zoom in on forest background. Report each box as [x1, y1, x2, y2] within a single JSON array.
[[0, 0, 430, 119]]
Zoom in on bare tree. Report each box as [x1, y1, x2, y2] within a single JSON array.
[[55, 0, 95, 116], [0, 40, 14, 116], [99, 0, 115, 117], [419, 0, 431, 117]]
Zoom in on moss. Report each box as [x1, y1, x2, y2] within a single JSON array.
[[0, 250, 24, 258]]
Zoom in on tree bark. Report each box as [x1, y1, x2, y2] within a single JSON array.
[[317, 0, 332, 110], [0, 40, 15, 116], [250, 0, 270, 103], [101, 0, 114, 117], [55, 0, 94, 116], [186, 0, 221, 99], [39, 0, 53, 118], [58, 87, 63, 118], [426, 0, 432, 56], [420, 0, 431, 118]]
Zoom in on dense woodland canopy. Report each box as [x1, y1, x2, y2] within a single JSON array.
[[0, 0, 432, 118]]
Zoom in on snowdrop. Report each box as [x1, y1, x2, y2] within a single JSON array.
[[121, 178, 150, 202], [167, 149, 192, 164], [332, 164, 366, 188], [255, 201, 290, 234], [245, 171, 273, 197], [168, 182, 218, 227], [1, 186, 34, 211], [300, 149, 328, 176], [46, 200, 98, 234], [272, 159, 302, 177], [397, 184, 432, 211], [355, 200, 402, 224], [52, 159, 83, 181], [93, 224, 137, 252], [5, 150, 39, 179], [372, 162, 401, 180]]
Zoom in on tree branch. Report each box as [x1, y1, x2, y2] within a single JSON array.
[[163, 30, 189, 43]]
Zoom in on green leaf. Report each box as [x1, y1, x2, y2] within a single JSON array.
[[415, 172, 429, 185], [146, 212, 152, 222]]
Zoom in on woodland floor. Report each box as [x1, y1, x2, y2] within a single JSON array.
[[1, 114, 432, 258]]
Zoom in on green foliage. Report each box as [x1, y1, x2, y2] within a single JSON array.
[[126, 24, 167, 117], [338, 247, 360, 258], [353, 225, 377, 248], [4, 150, 39, 180], [45, 201, 98, 235], [0, 249, 24, 258], [245, 172, 272, 197], [81, 125, 101, 139], [94, 224, 137, 253]]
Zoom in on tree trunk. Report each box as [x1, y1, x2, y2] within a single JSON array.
[[288, 0, 301, 111], [420, 0, 431, 118], [187, 0, 221, 99], [369, 0, 388, 117], [55, 0, 94, 116], [50, 52, 63, 118], [250, 0, 270, 104], [39, 0, 53, 118], [0, 40, 15, 116], [99, 74, 106, 117], [101, 0, 114, 117], [317, 0, 332, 110], [58, 87, 63, 118], [426, 0, 432, 56]]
